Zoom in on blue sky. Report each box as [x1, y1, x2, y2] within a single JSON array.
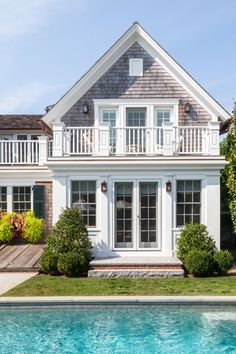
[[0, 0, 235, 115]]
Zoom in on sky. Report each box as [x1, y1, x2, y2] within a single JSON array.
[[0, 0, 235, 115]]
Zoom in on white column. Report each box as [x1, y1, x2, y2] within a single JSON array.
[[38, 136, 48, 165], [208, 122, 220, 156], [205, 175, 221, 249], [52, 122, 65, 157], [163, 122, 174, 156], [98, 122, 110, 156], [52, 176, 67, 224], [161, 176, 174, 256]]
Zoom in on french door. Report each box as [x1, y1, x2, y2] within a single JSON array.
[[114, 181, 159, 249]]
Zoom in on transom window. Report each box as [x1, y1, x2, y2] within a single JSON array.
[[71, 181, 96, 227], [13, 186, 31, 213], [176, 180, 201, 227], [0, 187, 7, 212]]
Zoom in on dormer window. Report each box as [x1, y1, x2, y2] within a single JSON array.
[[129, 58, 143, 76]]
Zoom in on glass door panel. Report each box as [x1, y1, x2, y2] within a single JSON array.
[[139, 182, 158, 248], [115, 182, 133, 248], [126, 108, 146, 153], [100, 109, 117, 154]]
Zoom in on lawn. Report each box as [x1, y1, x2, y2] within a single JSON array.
[[3, 274, 236, 296]]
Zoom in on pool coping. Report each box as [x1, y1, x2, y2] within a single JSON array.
[[1, 296, 236, 307]]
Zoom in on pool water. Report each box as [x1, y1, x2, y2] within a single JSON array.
[[0, 306, 236, 353]]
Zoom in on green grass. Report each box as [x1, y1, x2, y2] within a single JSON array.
[[3, 274, 236, 296]]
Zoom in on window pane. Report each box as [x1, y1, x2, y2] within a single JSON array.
[[71, 181, 96, 227], [13, 186, 31, 213], [176, 180, 201, 228]]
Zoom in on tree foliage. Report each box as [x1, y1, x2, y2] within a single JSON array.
[[221, 103, 236, 233]]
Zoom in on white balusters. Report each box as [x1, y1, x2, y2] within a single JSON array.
[[0, 140, 39, 164]]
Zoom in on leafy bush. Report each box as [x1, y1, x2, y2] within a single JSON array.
[[40, 250, 59, 275], [22, 211, 43, 244], [185, 250, 215, 277], [0, 211, 43, 244], [41, 208, 92, 277], [214, 250, 233, 275], [0, 214, 14, 243], [176, 224, 216, 263], [57, 252, 87, 277]]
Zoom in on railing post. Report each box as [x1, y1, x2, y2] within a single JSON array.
[[163, 122, 174, 156], [98, 123, 110, 156], [38, 136, 48, 165], [52, 122, 65, 157], [208, 122, 220, 156]]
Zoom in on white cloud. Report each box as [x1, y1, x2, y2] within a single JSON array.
[[0, 82, 56, 113], [0, 0, 59, 39]]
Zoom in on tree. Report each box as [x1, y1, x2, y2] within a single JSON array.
[[221, 103, 236, 233]]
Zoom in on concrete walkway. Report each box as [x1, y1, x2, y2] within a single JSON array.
[[0, 273, 38, 295]]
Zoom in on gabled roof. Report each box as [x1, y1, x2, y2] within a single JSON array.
[[0, 114, 43, 130], [43, 22, 231, 126]]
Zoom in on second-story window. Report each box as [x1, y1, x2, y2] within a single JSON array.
[[155, 109, 171, 145], [126, 108, 146, 153]]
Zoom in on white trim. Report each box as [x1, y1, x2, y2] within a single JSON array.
[[42, 23, 230, 126], [94, 98, 180, 106]]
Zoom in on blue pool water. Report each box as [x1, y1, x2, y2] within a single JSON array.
[[0, 306, 236, 353]]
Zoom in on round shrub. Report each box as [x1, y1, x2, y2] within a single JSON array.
[[42, 208, 92, 276], [57, 252, 87, 277], [176, 224, 216, 263], [22, 211, 43, 244], [214, 250, 233, 275], [185, 250, 215, 277], [40, 249, 59, 275]]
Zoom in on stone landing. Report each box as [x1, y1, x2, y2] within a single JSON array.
[[88, 257, 184, 278]]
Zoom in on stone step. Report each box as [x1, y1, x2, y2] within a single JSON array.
[[88, 269, 184, 278]]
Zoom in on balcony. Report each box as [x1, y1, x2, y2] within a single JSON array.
[[0, 122, 220, 166]]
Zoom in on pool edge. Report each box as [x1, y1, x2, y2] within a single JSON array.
[[1, 296, 236, 307]]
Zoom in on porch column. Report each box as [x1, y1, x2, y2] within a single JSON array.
[[208, 122, 220, 156], [163, 122, 174, 156], [52, 122, 65, 157], [98, 123, 110, 156], [38, 136, 48, 165]]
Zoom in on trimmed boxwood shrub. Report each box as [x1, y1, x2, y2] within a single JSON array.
[[41, 208, 92, 277], [40, 250, 59, 275], [214, 250, 233, 275], [176, 224, 216, 263], [185, 250, 215, 277], [58, 252, 87, 277]]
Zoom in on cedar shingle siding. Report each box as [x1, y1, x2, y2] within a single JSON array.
[[62, 42, 211, 126]]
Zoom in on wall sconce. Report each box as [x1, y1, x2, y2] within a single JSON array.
[[184, 102, 191, 113], [83, 102, 89, 114], [101, 181, 107, 193], [166, 181, 172, 192]]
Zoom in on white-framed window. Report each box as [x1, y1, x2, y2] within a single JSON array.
[[71, 181, 96, 227], [0, 187, 7, 212], [12, 186, 31, 213], [176, 180, 201, 227], [155, 109, 171, 127], [129, 59, 143, 76]]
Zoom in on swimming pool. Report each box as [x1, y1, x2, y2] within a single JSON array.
[[0, 306, 236, 353]]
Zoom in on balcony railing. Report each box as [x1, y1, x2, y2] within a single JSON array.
[[0, 122, 220, 165], [0, 140, 39, 165]]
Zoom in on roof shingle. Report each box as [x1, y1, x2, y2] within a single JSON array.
[[0, 115, 43, 130]]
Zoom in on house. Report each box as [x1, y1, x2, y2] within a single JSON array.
[[0, 23, 231, 275]]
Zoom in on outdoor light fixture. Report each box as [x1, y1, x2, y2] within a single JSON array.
[[101, 181, 107, 193], [184, 102, 191, 113], [83, 102, 89, 114], [166, 181, 172, 192]]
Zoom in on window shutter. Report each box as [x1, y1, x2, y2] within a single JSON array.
[[33, 185, 45, 218]]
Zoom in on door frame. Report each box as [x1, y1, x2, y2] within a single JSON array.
[[111, 177, 162, 251]]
